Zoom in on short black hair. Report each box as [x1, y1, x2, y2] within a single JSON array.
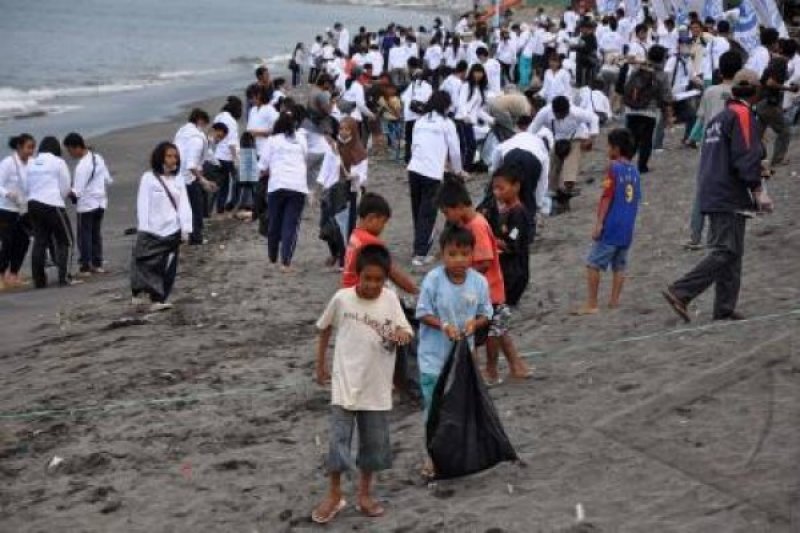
[[255, 66, 268, 79], [761, 27, 780, 47], [647, 44, 667, 65], [211, 122, 229, 135], [188, 108, 210, 125], [355, 243, 391, 275], [62, 132, 86, 149], [552, 95, 570, 116], [38, 136, 61, 157], [358, 192, 392, 219], [439, 224, 475, 250], [492, 165, 522, 184], [608, 128, 636, 159], [150, 141, 180, 176], [717, 20, 730, 34], [222, 95, 243, 120], [455, 59, 469, 73], [8, 133, 34, 151], [436, 177, 472, 208], [719, 50, 743, 79], [272, 111, 297, 136]]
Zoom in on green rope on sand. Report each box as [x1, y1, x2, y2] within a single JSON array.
[[1, 308, 798, 421]]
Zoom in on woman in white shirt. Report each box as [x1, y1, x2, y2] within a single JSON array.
[[401, 65, 433, 163], [456, 64, 494, 172], [131, 142, 192, 310], [496, 30, 518, 86], [246, 86, 280, 155], [539, 53, 573, 103], [24, 136, 74, 288], [407, 91, 464, 265], [258, 112, 309, 272], [63, 132, 113, 276], [423, 34, 444, 85], [340, 68, 376, 145], [212, 96, 242, 215], [443, 36, 466, 69], [0, 133, 34, 289]]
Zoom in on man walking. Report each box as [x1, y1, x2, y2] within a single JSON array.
[[663, 70, 773, 322]]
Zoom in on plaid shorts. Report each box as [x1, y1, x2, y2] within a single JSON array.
[[475, 304, 512, 346], [327, 406, 392, 474]]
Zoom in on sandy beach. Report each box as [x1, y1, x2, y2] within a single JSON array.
[[1, 81, 799, 532]]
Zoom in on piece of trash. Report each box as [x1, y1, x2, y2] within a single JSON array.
[[211, 292, 218, 298], [219, 244, 226, 250], [506, 483, 514, 495], [576, 503, 585, 522], [48, 456, 64, 469], [314, 435, 321, 447], [180, 461, 192, 480]]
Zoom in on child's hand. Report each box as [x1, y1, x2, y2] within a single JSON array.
[[443, 323, 460, 340], [315, 363, 331, 386], [592, 223, 602, 241], [394, 329, 413, 346], [464, 319, 478, 337]]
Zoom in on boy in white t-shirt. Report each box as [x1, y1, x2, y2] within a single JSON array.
[[312, 244, 413, 524]]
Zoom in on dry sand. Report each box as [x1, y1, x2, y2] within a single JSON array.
[[0, 93, 798, 532]]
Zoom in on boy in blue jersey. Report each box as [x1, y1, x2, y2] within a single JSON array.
[[575, 128, 642, 315]]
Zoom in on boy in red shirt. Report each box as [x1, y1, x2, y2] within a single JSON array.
[[341, 193, 418, 295], [437, 178, 532, 383]]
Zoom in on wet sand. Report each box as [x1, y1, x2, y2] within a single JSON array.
[[0, 96, 799, 531]]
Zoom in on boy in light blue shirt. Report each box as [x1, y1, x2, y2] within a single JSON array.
[[416, 225, 492, 414]]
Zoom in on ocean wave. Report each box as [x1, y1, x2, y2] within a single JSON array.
[[0, 67, 234, 121]]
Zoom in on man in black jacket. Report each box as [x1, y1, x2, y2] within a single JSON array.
[[663, 69, 773, 322]]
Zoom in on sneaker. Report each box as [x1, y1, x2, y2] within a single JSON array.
[[59, 279, 84, 287], [149, 302, 174, 312], [683, 240, 704, 251], [412, 255, 435, 267], [91, 267, 107, 274]]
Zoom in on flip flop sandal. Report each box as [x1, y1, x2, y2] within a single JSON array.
[[311, 498, 347, 524], [355, 502, 385, 518], [661, 290, 691, 323]]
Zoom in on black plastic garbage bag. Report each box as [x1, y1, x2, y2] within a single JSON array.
[[393, 300, 422, 405], [426, 339, 518, 480]]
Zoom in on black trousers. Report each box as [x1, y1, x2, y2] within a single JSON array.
[[186, 181, 205, 245], [456, 120, 477, 172], [404, 120, 415, 164], [408, 172, 441, 257], [0, 209, 30, 275], [500, 61, 515, 86], [266, 189, 306, 266], [670, 212, 747, 319], [626, 114, 657, 172], [28, 200, 72, 287], [77, 208, 104, 270]]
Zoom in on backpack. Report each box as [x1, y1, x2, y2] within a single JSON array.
[[623, 68, 658, 110]]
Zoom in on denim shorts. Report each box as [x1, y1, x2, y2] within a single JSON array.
[[587, 241, 630, 272], [327, 406, 392, 473]]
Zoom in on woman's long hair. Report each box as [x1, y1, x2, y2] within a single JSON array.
[[466, 63, 488, 104]]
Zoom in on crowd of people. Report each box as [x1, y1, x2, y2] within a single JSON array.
[[1, 1, 795, 524]]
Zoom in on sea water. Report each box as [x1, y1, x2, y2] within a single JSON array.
[[0, 0, 438, 138]]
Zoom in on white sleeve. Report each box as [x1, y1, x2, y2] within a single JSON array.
[[536, 152, 550, 212], [136, 174, 151, 232], [529, 107, 548, 134], [186, 137, 205, 172], [574, 106, 599, 136], [178, 180, 193, 235], [355, 85, 374, 119], [0, 160, 9, 197], [257, 138, 273, 173], [72, 157, 90, 197], [99, 155, 113, 185], [353, 159, 368, 187], [58, 159, 71, 199], [445, 120, 463, 174]]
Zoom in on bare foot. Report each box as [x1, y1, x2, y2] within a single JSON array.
[[311, 496, 346, 525], [280, 265, 294, 274], [571, 305, 599, 316], [509, 360, 533, 380], [483, 366, 502, 386], [420, 458, 436, 480], [356, 495, 385, 518]]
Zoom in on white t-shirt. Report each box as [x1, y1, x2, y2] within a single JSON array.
[[247, 104, 280, 154], [0, 154, 28, 212], [564, 10, 580, 34], [174, 122, 207, 186], [388, 45, 409, 71], [136, 171, 193, 237], [317, 287, 412, 411], [745, 45, 771, 77], [257, 133, 309, 194], [539, 68, 573, 103], [25, 153, 70, 208], [212, 111, 239, 162], [408, 113, 463, 179], [73, 150, 112, 213]]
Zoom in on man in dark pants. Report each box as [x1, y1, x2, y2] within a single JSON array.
[[663, 70, 772, 322]]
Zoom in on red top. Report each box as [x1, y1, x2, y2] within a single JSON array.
[[465, 213, 506, 305], [341, 228, 384, 288]]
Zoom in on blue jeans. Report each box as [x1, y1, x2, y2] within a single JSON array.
[[215, 160, 237, 213]]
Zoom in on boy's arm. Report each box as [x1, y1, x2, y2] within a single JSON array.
[[593, 169, 614, 240], [389, 263, 419, 295], [316, 326, 333, 385], [464, 314, 490, 336], [421, 315, 459, 340]]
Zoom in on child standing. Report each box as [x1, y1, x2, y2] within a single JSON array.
[[312, 244, 413, 524], [437, 178, 532, 384], [341, 192, 417, 294], [416, 225, 492, 410], [236, 132, 258, 219], [488, 167, 531, 307], [574, 128, 641, 314]]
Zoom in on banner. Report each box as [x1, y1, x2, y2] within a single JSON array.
[[748, 0, 789, 36], [734, 0, 762, 52]]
